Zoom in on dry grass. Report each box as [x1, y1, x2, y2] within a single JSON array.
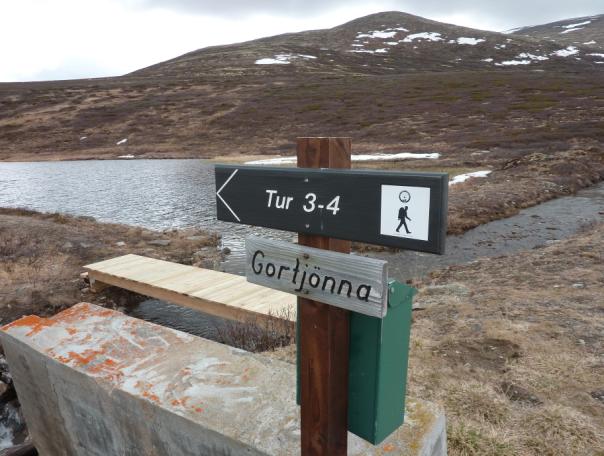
[[212, 306, 296, 352], [266, 223, 604, 455], [0, 208, 222, 324]]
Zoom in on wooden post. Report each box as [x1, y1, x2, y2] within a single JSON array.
[[297, 137, 351, 455]]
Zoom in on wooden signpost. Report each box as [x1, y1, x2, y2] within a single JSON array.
[[215, 137, 448, 455], [215, 161, 448, 253]]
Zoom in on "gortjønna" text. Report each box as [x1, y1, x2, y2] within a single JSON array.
[[251, 250, 372, 301]]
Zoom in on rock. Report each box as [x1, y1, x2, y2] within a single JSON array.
[[221, 247, 231, 255], [147, 239, 171, 247], [116, 241, 126, 247], [0, 379, 15, 402], [61, 241, 73, 250], [1, 441, 37, 456], [80, 287, 90, 294], [79, 242, 93, 249], [500, 381, 542, 406], [590, 389, 604, 403], [186, 236, 205, 241], [0, 380, 8, 397], [572, 283, 585, 289]]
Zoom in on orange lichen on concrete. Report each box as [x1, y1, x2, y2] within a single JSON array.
[[66, 349, 106, 367], [142, 391, 160, 403], [2, 315, 56, 337], [1, 303, 120, 339], [382, 443, 396, 452]]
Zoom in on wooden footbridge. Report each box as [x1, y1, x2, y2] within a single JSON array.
[[84, 254, 296, 323]]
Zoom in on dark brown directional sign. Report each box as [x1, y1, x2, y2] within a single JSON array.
[[215, 165, 448, 254]]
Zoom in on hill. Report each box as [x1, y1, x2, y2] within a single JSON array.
[[133, 11, 603, 77], [510, 14, 604, 53]]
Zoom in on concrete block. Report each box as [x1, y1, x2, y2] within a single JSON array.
[[1, 303, 446, 455]]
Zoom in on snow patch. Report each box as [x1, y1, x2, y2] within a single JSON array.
[[356, 27, 408, 40], [358, 31, 396, 39], [588, 53, 604, 58], [255, 54, 316, 65], [402, 32, 443, 42], [561, 20, 591, 29], [255, 58, 289, 65], [118, 154, 135, 159], [495, 60, 532, 66], [552, 46, 579, 57], [456, 37, 485, 45], [79, 136, 87, 141], [482, 58, 494, 62], [449, 170, 491, 186], [517, 52, 549, 61], [560, 27, 584, 34], [246, 152, 440, 165], [494, 44, 507, 49], [116, 138, 128, 145], [583, 40, 596, 45], [348, 49, 376, 54], [374, 48, 388, 53]]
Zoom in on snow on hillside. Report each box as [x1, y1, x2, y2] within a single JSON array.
[[553, 46, 579, 57], [246, 152, 440, 165], [255, 54, 317, 65], [455, 37, 485, 45]]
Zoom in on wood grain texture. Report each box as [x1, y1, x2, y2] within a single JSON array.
[[84, 254, 296, 324], [245, 235, 387, 318], [298, 137, 351, 456]]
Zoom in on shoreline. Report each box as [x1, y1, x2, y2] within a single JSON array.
[[0, 208, 224, 325]]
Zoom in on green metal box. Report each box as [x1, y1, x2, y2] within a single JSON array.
[[296, 280, 415, 445]]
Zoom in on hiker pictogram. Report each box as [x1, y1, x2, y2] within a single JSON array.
[[396, 206, 411, 234], [396, 191, 412, 234], [380, 185, 432, 242]]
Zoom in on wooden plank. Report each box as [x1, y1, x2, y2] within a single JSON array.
[[298, 137, 350, 456], [84, 255, 296, 324], [246, 236, 388, 318]]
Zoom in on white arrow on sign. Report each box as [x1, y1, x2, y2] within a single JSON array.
[[216, 168, 240, 222]]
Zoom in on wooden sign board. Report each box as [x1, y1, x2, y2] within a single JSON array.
[[216, 165, 448, 254], [245, 236, 388, 318]]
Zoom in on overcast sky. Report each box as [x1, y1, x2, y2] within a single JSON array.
[[1, 0, 602, 82]]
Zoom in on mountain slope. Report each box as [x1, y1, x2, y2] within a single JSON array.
[[132, 11, 603, 78], [0, 11, 602, 164], [510, 14, 604, 53]]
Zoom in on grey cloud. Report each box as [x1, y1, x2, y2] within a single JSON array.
[[135, 0, 603, 30]]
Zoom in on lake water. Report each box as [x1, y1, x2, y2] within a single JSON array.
[[0, 159, 291, 273], [1, 159, 603, 338]]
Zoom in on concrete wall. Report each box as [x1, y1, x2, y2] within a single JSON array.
[[1, 303, 446, 455]]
